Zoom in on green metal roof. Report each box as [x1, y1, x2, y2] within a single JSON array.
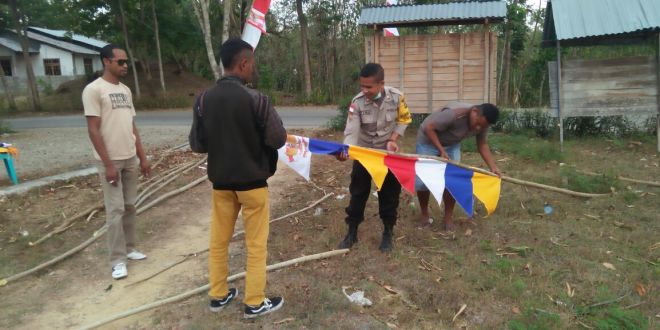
[[543, 0, 660, 44], [359, 1, 506, 27]]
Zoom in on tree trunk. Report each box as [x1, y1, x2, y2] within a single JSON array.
[[216, 0, 231, 77], [118, 0, 141, 99], [152, 0, 166, 93], [240, 0, 249, 31], [538, 71, 545, 107], [139, 54, 152, 80], [9, 0, 40, 111], [295, 0, 312, 99], [0, 65, 17, 111], [191, 0, 220, 80], [501, 28, 512, 106]]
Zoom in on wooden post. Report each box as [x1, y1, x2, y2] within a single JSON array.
[[427, 34, 433, 112], [374, 25, 380, 64], [399, 36, 404, 92], [459, 34, 464, 101], [557, 40, 564, 152], [364, 35, 373, 63], [483, 19, 490, 103]]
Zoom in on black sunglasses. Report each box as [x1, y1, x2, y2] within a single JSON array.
[[112, 59, 129, 66]]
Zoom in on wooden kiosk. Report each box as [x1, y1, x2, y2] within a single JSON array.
[[358, 1, 506, 113]]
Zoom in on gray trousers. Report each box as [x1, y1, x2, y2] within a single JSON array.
[[97, 156, 139, 267]]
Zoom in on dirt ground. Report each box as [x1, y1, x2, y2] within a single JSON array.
[[0, 130, 658, 329]]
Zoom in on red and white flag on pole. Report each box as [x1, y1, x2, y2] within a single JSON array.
[[241, 0, 271, 49], [383, 0, 399, 37]]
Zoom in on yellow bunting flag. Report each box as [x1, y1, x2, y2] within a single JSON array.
[[347, 145, 388, 190], [471, 172, 501, 215]]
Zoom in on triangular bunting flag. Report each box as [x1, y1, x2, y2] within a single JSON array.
[[414, 158, 447, 208], [348, 145, 388, 190], [445, 163, 475, 217], [278, 135, 311, 181], [384, 154, 417, 194]]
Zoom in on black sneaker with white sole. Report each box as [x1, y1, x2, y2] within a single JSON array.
[[209, 288, 238, 312], [244, 296, 284, 318]]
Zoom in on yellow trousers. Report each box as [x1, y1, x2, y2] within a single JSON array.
[[208, 188, 269, 306]]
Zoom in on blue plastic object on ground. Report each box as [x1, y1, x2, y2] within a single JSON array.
[[0, 152, 18, 185]]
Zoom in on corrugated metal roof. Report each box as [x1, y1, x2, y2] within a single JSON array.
[[0, 32, 40, 53], [25, 31, 98, 55], [29, 27, 108, 50], [359, 1, 506, 26], [545, 0, 660, 42]]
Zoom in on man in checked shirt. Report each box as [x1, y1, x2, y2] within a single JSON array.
[[336, 63, 412, 252]]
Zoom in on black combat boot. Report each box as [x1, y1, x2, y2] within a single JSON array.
[[379, 224, 394, 252], [338, 223, 358, 249]]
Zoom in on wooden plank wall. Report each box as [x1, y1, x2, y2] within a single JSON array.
[[549, 56, 658, 117], [370, 31, 497, 113]]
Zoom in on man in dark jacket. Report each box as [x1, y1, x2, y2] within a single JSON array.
[[189, 38, 286, 318]]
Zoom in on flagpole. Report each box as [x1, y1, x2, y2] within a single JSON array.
[[384, 149, 609, 198]]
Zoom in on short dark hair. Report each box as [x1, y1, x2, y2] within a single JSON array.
[[220, 38, 253, 69], [477, 103, 500, 124], [99, 44, 122, 62], [360, 63, 384, 81]]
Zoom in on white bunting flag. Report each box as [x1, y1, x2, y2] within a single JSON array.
[[278, 135, 312, 181], [414, 158, 447, 208]]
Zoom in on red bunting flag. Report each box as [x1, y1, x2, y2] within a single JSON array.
[[384, 154, 417, 194]]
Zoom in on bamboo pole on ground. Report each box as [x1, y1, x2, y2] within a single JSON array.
[[577, 170, 660, 188], [125, 192, 335, 287], [80, 249, 350, 330], [0, 175, 208, 287]]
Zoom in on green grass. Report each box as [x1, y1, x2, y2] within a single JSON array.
[[463, 133, 564, 163], [559, 167, 620, 194], [508, 307, 562, 330]]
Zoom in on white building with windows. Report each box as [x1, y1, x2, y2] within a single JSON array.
[[0, 27, 108, 93]]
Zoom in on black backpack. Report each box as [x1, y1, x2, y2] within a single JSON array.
[[188, 91, 207, 153]]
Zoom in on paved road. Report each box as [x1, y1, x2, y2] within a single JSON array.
[[5, 106, 338, 130]]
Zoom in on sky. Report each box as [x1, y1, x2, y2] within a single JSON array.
[[530, 0, 548, 10], [270, 0, 549, 11]]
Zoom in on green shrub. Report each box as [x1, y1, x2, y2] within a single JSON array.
[[492, 109, 554, 138], [134, 95, 191, 109], [0, 118, 11, 134], [37, 79, 55, 96], [326, 96, 352, 131]]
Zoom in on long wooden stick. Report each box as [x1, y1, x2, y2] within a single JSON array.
[[577, 170, 660, 188], [29, 204, 104, 246], [1, 176, 208, 287], [137, 157, 206, 206], [80, 249, 349, 330], [125, 192, 335, 287], [137, 176, 207, 214], [392, 150, 610, 198], [1, 226, 108, 287]]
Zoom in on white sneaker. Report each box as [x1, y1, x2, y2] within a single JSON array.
[[112, 263, 128, 279], [127, 250, 147, 260]]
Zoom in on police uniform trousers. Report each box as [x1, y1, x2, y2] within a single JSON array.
[[345, 160, 401, 227]]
